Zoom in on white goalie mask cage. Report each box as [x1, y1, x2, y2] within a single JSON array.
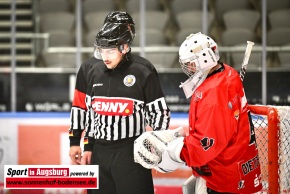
[[179, 32, 220, 98]]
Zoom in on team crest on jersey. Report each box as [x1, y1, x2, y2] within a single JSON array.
[[234, 110, 240, 120], [193, 90, 202, 101], [92, 97, 134, 116], [123, 75, 136, 87], [238, 180, 245, 190], [200, 137, 214, 151]]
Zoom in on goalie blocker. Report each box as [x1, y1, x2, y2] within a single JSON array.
[[134, 126, 186, 173], [133, 127, 208, 194]]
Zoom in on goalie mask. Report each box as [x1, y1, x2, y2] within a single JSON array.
[[179, 32, 219, 98]]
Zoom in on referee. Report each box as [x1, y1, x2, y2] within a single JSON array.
[[69, 11, 170, 194]]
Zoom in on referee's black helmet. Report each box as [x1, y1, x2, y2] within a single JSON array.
[[95, 11, 135, 48]]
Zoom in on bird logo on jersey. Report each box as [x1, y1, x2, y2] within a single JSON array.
[[124, 75, 136, 87], [200, 137, 214, 151]]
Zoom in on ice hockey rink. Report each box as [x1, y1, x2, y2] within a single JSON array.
[[0, 113, 191, 194], [1, 0, 290, 193]]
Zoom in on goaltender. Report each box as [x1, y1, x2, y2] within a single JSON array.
[[134, 32, 262, 194]]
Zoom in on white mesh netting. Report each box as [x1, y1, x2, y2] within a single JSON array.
[[251, 105, 290, 193]]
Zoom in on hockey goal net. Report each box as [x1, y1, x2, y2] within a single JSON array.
[[249, 105, 290, 194]]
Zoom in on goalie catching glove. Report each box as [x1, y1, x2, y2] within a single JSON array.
[[134, 126, 186, 173]]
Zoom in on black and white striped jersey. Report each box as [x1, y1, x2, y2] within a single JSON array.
[[69, 57, 101, 146], [83, 53, 171, 151]]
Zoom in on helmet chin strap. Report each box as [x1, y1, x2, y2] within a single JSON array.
[[179, 69, 211, 99]]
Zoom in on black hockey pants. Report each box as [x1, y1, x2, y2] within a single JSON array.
[[88, 137, 154, 194]]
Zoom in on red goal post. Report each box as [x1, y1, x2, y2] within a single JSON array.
[[249, 105, 290, 193]]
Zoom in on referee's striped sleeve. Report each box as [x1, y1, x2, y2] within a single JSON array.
[[146, 97, 170, 131], [83, 95, 95, 151]]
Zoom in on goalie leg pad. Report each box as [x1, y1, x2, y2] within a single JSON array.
[[182, 176, 208, 194], [195, 177, 208, 194]]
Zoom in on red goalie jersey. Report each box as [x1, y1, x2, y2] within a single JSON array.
[[180, 64, 262, 193]]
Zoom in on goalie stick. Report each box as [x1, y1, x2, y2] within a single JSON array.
[[239, 41, 255, 81]]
